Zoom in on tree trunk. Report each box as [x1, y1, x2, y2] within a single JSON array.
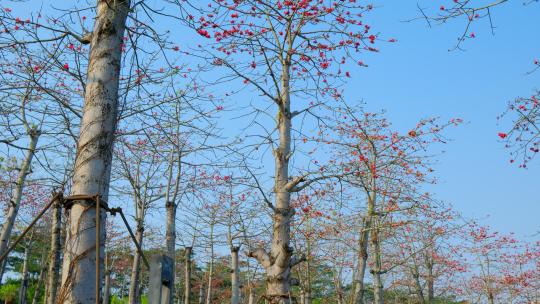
[[0, 256, 7, 285], [247, 288, 255, 304], [369, 218, 383, 304], [30, 264, 46, 304], [0, 129, 39, 263], [487, 290, 495, 304], [166, 201, 177, 304], [334, 273, 344, 304], [18, 245, 31, 304], [425, 257, 434, 303], [302, 291, 311, 304], [198, 284, 204, 304], [45, 199, 62, 304], [410, 265, 425, 304], [59, 1, 129, 303], [128, 223, 144, 304], [184, 247, 192, 304], [351, 217, 370, 304], [248, 61, 295, 304], [31, 249, 48, 304], [103, 252, 111, 304], [231, 246, 241, 304], [205, 222, 214, 304]]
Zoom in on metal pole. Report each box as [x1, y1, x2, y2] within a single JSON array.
[[116, 209, 150, 268]]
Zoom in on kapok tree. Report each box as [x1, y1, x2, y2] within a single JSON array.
[[0, 1, 208, 301], [188, 1, 381, 302], [498, 92, 540, 167], [386, 203, 466, 303], [330, 107, 460, 304], [462, 224, 521, 304]]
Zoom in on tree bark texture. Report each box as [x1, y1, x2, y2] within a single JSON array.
[[59, 1, 129, 303]]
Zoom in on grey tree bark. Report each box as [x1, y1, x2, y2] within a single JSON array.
[[198, 284, 204, 304], [248, 61, 300, 304], [424, 252, 434, 303], [231, 246, 241, 304], [369, 217, 384, 304], [59, 1, 129, 303], [351, 217, 370, 304], [103, 252, 111, 304], [0, 128, 39, 264], [247, 289, 255, 304], [164, 124, 182, 304], [30, 255, 47, 304], [128, 220, 144, 304], [45, 199, 62, 304], [18, 243, 31, 304], [184, 247, 192, 304], [205, 222, 215, 304], [166, 201, 177, 303]]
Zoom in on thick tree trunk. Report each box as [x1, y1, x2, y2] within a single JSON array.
[[45, 200, 62, 304], [231, 246, 241, 304], [103, 252, 111, 304], [128, 223, 144, 304], [184, 247, 192, 304], [18, 245, 31, 304], [59, 1, 129, 303], [370, 218, 383, 304], [351, 217, 370, 304], [166, 201, 177, 304], [0, 130, 39, 262]]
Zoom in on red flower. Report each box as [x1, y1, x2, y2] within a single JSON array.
[[498, 132, 507, 139], [63, 63, 69, 70], [440, 5, 445, 11], [408, 130, 417, 137], [197, 29, 210, 38], [368, 35, 376, 44]]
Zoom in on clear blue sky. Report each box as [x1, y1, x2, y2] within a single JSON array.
[[348, 1, 540, 238]]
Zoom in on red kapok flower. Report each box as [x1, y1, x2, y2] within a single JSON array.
[[498, 132, 507, 139]]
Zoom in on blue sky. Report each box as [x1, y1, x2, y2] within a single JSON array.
[[348, 0, 540, 238], [3, 0, 538, 240]]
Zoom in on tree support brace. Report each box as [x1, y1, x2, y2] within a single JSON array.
[[0, 191, 150, 304]]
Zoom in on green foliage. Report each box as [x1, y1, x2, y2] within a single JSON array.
[[110, 295, 148, 304], [0, 281, 18, 302]]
